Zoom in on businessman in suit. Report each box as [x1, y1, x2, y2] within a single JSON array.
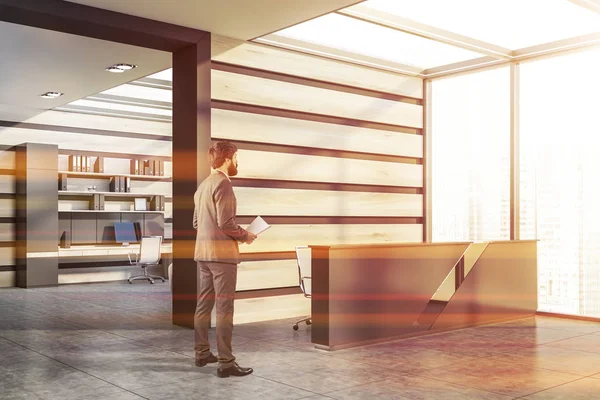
[[193, 141, 257, 378]]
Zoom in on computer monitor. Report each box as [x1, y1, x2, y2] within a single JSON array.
[[114, 222, 138, 246]]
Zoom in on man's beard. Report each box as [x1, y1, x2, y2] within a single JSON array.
[[228, 163, 238, 177]]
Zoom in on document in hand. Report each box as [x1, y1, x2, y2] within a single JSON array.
[[247, 216, 270, 235]]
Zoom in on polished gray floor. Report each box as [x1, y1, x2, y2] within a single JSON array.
[[2, 282, 600, 399]]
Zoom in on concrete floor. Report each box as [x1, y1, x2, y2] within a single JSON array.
[[2, 282, 600, 399]]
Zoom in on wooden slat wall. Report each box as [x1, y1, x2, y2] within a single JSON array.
[[235, 187, 422, 217], [236, 150, 422, 187], [212, 108, 423, 158], [237, 259, 298, 291], [212, 35, 423, 99], [212, 70, 423, 128], [0, 34, 424, 291], [237, 224, 422, 254], [210, 35, 424, 290]]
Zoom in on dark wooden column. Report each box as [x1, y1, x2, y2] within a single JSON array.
[[15, 143, 59, 288], [172, 34, 212, 327]]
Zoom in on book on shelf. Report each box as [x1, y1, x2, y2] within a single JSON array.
[[94, 157, 104, 173], [144, 160, 154, 176], [125, 177, 131, 193], [91, 193, 100, 210], [68, 155, 80, 172], [150, 195, 165, 211], [130, 159, 139, 175], [58, 173, 68, 191], [109, 176, 121, 192]]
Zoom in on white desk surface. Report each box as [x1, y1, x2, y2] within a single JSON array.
[[58, 243, 172, 257]]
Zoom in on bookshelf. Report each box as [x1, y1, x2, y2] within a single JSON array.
[[58, 171, 171, 182]]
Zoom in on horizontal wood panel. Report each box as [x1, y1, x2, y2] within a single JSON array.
[[212, 70, 423, 129], [212, 109, 423, 158], [235, 187, 423, 217], [0, 176, 15, 194], [236, 224, 422, 253], [237, 150, 423, 187], [0, 150, 15, 170], [237, 259, 298, 291], [213, 101, 420, 135], [0, 247, 15, 266], [212, 35, 423, 99], [0, 198, 14, 217], [0, 127, 171, 156], [232, 179, 421, 194], [0, 271, 15, 287], [0, 223, 14, 242]]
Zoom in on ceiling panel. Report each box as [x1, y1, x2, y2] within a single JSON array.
[[66, 0, 364, 40], [272, 13, 483, 69], [355, 0, 600, 49], [0, 21, 170, 120]]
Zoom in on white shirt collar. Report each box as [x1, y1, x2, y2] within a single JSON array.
[[215, 169, 231, 182]]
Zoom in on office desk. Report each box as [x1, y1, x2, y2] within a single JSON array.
[[58, 243, 173, 280], [310, 240, 537, 350], [58, 243, 172, 258]]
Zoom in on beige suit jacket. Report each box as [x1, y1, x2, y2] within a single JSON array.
[[193, 170, 248, 264]]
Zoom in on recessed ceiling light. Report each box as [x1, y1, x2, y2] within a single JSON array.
[[40, 92, 64, 99], [106, 63, 137, 73]]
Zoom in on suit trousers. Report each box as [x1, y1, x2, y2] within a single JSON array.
[[194, 261, 237, 368]]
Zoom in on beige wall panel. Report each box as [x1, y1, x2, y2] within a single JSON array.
[[229, 294, 310, 325], [0, 199, 14, 217], [59, 200, 91, 211], [239, 224, 422, 253], [0, 223, 14, 242], [0, 247, 15, 265], [0, 271, 15, 288], [212, 109, 423, 158], [236, 187, 423, 217], [237, 150, 423, 187], [0, 176, 15, 194], [130, 181, 172, 196], [165, 201, 172, 219], [236, 259, 298, 291], [0, 150, 15, 169], [164, 161, 173, 178], [212, 70, 423, 128], [0, 128, 171, 156], [212, 35, 423, 99], [20, 109, 172, 136]]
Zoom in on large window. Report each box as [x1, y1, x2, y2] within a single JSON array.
[[520, 48, 600, 317], [431, 67, 510, 242]]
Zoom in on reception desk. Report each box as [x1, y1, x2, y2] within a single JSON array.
[[310, 240, 537, 350]]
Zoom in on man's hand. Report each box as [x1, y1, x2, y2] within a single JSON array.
[[245, 232, 258, 244]]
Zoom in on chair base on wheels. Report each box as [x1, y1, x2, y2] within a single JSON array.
[[128, 267, 165, 284], [292, 316, 312, 330]]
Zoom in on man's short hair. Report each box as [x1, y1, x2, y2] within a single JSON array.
[[209, 141, 237, 169]]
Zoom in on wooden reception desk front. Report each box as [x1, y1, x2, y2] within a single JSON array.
[[310, 240, 537, 350]]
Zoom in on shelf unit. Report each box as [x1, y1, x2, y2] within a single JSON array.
[[59, 210, 164, 213], [57, 153, 171, 248], [58, 171, 171, 182], [58, 191, 162, 197]]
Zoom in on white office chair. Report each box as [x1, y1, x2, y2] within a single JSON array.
[[127, 236, 165, 284], [293, 245, 312, 330]]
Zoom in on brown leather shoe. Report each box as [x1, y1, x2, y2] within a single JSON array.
[[217, 362, 253, 377], [195, 353, 218, 367]]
